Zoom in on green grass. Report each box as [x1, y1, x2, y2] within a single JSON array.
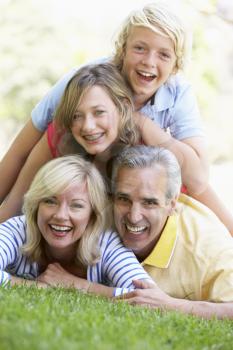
[[0, 286, 232, 350]]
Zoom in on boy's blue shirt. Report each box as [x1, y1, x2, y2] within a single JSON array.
[[31, 57, 204, 140]]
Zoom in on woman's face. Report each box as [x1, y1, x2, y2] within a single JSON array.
[[70, 86, 120, 156], [37, 182, 92, 254]]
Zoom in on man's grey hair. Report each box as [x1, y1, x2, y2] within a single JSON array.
[[111, 145, 182, 202]]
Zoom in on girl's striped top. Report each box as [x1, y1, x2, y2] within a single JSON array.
[[0, 215, 154, 296]]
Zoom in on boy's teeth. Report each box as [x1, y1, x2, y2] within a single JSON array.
[[138, 71, 156, 78]]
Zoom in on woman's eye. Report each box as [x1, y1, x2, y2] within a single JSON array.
[[42, 198, 57, 205], [134, 46, 144, 52], [70, 203, 83, 209]]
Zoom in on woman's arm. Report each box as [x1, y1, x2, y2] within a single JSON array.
[[0, 119, 43, 204], [136, 113, 209, 195], [0, 134, 52, 222]]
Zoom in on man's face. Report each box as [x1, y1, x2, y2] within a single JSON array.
[[113, 166, 175, 260]]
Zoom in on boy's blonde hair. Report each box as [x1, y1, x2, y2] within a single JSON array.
[[113, 2, 191, 72], [22, 155, 111, 266]]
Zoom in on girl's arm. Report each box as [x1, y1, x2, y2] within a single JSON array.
[[0, 133, 52, 222], [136, 113, 209, 195], [0, 119, 43, 204]]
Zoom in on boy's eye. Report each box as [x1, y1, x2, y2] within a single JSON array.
[[160, 52, 171, 60]]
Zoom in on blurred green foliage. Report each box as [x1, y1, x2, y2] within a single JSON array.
[[0, 0, 232, 161], [0, 0, 89, 121]]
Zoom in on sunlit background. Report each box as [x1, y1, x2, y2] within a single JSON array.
[[0, 0, 233, 211]]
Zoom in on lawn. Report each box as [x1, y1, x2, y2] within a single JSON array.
[[0, 286, 232, 350]]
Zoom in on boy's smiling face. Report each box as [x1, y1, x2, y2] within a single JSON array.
[[121, 26, 177, 109]]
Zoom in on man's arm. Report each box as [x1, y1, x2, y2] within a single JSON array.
[[0, 133, 52, 222], [0, 119, 43, 204], [120, 280, 233, 319]]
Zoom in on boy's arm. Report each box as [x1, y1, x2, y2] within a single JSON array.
[[136, 114, 209, 194], [0, 119, 43, 204], [189, 184, 233, 236], [0, 133, 52, 222]]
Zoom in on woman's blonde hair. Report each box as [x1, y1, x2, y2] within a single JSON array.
[[54, 62, 139, 155], [22, 155, 111, 266], [113, 2, 191, 72]]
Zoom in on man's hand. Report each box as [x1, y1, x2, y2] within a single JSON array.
[[118, 279, 172, 309]]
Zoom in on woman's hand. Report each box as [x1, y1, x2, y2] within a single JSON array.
[[37, 263, 89, 290]]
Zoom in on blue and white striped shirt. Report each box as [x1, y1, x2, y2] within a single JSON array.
[[0, 216, 154, 296]]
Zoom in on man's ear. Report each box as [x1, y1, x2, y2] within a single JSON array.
[[168, 194, 179, 216]]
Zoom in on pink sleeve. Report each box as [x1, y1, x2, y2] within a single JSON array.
[[47, 122, 60, 158]]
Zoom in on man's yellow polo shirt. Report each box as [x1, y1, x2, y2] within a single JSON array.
[[141, 194, 233, 302]]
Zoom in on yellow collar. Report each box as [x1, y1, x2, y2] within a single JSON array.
[[142, 215, 178, 268]]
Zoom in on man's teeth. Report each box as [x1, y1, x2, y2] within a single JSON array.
[[126, 224, 147, 233], [50, 224, 72, 232], [84, 133, 103, 141]]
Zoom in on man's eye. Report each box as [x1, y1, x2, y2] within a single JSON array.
[[115, 196, 129, 203], [144, 201, 157, 207]]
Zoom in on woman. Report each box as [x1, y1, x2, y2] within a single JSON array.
[[0, 155, 154, 296]]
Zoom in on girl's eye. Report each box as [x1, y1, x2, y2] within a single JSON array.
[[73, 113, 83, 121], [95, 110, 105, 116]]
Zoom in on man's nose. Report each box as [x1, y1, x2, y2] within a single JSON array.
[[127, 203, 143, 224]]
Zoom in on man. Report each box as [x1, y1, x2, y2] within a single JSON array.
[[111, 145, 233, 319]]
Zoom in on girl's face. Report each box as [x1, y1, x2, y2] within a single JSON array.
[[71, 86, 120, 156], [37, 182, 92, 256], [121, 26, 177, 109]]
